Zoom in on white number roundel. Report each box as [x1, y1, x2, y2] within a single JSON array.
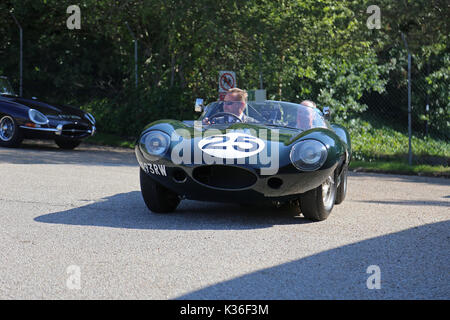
[[198, 132, 265, 159]]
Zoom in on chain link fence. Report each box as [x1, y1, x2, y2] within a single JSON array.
[[355, 47, 449, 167]]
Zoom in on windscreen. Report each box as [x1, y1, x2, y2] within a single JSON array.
[[0, 78, 16, 96], [200, 100, 328, 130]]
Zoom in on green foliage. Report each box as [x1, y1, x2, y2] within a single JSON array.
[[357, 0, 449, 140], [348, 118, 449, 164], [1, 0, 447, 147], [423, 53, 450, 135], [80, 86, 195, 137]]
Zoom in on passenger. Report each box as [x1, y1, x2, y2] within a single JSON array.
[[297, 100, 317, 130], [300, 100, 317, 109]]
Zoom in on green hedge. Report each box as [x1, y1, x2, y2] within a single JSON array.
[[348, 118, 450, 165]]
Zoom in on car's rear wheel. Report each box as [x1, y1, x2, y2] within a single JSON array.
[[0, 115, 23, 148], [55, 138, 81, 150], [300, 175, 336, 221], [335, 165, 348, 205], [140, 168, 180, 213]]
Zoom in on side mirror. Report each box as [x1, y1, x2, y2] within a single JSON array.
[[323, 107, 331, 120], [194, 98, 204, 112]]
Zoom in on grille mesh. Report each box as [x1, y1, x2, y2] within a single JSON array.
[[192, 165, 257, 189]]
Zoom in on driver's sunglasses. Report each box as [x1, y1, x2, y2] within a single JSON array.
[[224, 101, 242, 106]]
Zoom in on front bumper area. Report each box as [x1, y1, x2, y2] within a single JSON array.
[[135, 146, 336, 204], [20, 122, 95, 140]]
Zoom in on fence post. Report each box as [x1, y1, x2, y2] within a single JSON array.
[[402, 33, 413, 165], [407, 52, 412, 165], [10, 12, 23, 96]]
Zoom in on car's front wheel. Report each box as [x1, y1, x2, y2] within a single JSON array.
[[300, 175, 337, 221], [335, 165, 348, 205], [55, 138, 81, 150], [0, 115, 23, 148], [140, 168, 180, 213]]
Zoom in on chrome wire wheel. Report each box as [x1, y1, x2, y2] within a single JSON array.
[[0, 116, 15, 142], [322, 175, 335, 211], [300, 173, 337, 221]]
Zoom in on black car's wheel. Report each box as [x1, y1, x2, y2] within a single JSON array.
[[335, 165, 348, 205], [0, 115, 23, 148], [55, 138, 81, 150], [140, 168, 180, 213], [300, 175, 336, 221]]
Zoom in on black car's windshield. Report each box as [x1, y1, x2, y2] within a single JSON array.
[[0, 77, 16, 96], [200, 100, 328, 130]]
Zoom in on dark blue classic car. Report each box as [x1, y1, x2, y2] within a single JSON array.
[[0, 76, 95, 149]]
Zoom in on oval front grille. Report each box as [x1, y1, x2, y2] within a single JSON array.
[[61, 123, 89, 137], [192, 165, 257, 190]]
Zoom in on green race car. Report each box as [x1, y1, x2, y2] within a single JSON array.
[[135, 99, 351, 221]]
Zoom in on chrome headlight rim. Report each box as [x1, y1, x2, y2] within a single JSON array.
[[85, 112, 96, 125], [28, 109, 49, 125], [290, 139, 328, 172], [140, 130, 171, 158]]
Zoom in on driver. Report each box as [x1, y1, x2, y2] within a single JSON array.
[[203, 88, 256, 124]]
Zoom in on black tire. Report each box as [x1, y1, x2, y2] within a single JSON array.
[[300, 175, 337, 221], [55, 138, 81, 150], [0, 115, 23, 148], [140, 168, 180, 213], [335, 165, 348, 205]]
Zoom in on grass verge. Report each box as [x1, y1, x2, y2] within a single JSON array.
[[347, 118, 449, 163], [84, 132, 135, 149], [349, 160, 450, 178]]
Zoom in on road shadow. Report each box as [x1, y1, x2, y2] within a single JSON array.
[[34, 191, 311, 230], [0, 140, 137, 166], [176, 220, 450, 299], [355, 199, 450, 207]]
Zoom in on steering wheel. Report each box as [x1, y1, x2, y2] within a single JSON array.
[[208, 112, 242, 123]]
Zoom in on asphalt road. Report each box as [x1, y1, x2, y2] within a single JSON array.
[[0, 140, 449, 299]]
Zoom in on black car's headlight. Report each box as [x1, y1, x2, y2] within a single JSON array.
[[28, 109, 49, 125], [85, 112, 96, 125], [290, 140, 327, 171], [140, 131, 170, 157]]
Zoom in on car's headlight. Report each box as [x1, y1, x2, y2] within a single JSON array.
[[290, 140, 327, 171], [28, 109, 49, 125], [140, 131, 170, 157], [85, 112, 96, 125]]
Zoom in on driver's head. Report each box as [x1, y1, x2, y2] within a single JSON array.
[[223, 88, 247, 117]]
